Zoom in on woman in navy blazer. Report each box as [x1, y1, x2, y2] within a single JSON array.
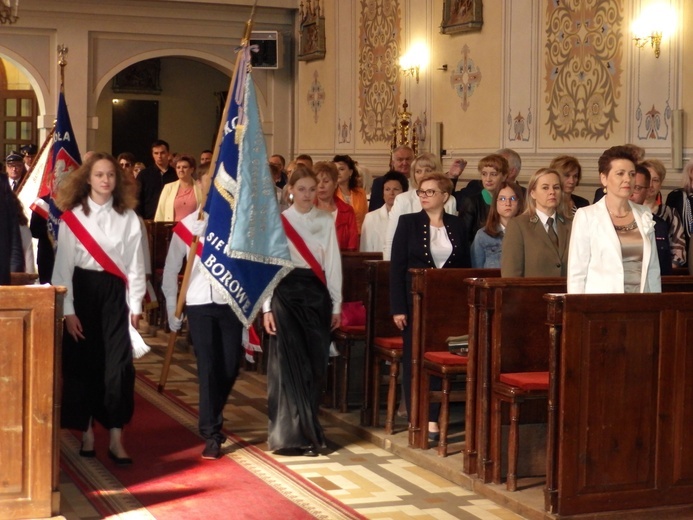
[[390, 173, 471, 439]]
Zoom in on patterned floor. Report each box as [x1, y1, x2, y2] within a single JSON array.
[[59, 325, 531, 520]]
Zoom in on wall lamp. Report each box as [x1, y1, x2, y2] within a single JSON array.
[[632, 2, 676, 59], [399, 42, 428, 84]]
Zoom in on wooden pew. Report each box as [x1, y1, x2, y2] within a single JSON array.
[[332, 251, 382, 412], [544, 292, 693, 518], [361, 260, 402, 428], [0, 286, 65, 519], [467, 275, 693, 487], [467, 277, 566, 485], [409, 268, 500, 449], [145, 220, 177, 328]]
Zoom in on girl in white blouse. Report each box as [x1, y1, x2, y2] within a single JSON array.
[[263, 166, 342, 456], [53, 152, 145, 465]]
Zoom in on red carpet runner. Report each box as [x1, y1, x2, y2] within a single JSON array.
[[60, 377, 365, 519]]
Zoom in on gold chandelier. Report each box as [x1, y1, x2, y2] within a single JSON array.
[[0, 0, 19, 24]]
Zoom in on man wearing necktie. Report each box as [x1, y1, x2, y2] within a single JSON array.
[[5, 152, 25, 192]]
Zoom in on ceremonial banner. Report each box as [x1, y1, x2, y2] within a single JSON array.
[[17, 137, 50, 222], [46, 92, 81, 243], [200, 69, 293, 327]]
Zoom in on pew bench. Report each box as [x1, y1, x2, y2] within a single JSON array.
[[409, 267, 499, 453], [544, 291, 693, 518]]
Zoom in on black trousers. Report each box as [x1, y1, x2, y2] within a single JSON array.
[[267, 269, 331, 451], [186, 303, 244, 443], [61, 268, 134, 431]]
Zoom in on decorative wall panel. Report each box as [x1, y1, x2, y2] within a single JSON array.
[[544, 0, 624, 141], [358, 0, 401, 145]]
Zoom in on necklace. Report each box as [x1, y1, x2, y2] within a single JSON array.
[[607, 205, 632, 218], [614, 220, 637, 232]]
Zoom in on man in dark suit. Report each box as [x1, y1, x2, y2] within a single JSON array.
[[137, 139, 177, 219], [0, 173, 25, 284], [5, 152, 25, 192], [368, 146, 414, 211]]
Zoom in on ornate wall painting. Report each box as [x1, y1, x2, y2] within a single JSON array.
[[450, 45, 482, 111], [337, 117, 352, 143], [307, 70, 325, 123], [358, 0, 401, 145], [441, 0, 483, 34], [298, 0, 326, 61], [507, 108, 533, 142], [635, 103, 670, 141], [544, 0, 624, 141]]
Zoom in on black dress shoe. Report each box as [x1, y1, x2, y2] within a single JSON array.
[[79, 444, 96, 458], [202, 439, 221, 460], [273, 447, 304, 457], [302, 446, 319, 457], [108, 449, 133, 466]]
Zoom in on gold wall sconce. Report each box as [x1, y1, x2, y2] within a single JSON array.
[[399, 42, 428, 84], [632, 2, 676, 59]]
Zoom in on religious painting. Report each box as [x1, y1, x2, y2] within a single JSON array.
[[441, 0, 483, 35], [112, 59, 162, 94], [298, 0, 326, 61]]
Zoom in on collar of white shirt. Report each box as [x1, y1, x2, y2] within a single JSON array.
[[535, 209, 557, 231]]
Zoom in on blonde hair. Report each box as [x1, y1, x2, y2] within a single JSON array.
[[524, 168, 565, 218]]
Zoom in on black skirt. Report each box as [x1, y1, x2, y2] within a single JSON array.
[[267, 268, 332, 451], [61, 267, 135, 431]]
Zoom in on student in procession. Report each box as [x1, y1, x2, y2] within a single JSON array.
[[52, 152, 146, 465], [263, 165, 342, 457], [161, 165, 244, 460]]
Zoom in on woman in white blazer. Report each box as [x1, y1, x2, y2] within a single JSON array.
[[568, 146, 661, 294], [154, 154, 204, 222]]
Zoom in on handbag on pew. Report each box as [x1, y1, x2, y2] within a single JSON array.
[[340, 301, 366, 327], [446, 334, 469, 356]]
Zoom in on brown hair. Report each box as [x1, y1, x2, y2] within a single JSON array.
[[478, 154, 509, 178], [484, 181, 524, 237], [287, 164, 318, 186], [419, 172, 454, 195], [55, 152, 137, 215], [597, 146, 637, 176], [313, 161, 338, 184], [639, 158, 666, 183], [550, 155, 582, 185]]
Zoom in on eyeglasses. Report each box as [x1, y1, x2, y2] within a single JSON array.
[[633, 185, 647, 192], [498, 196, 519, 203], [416, 189, 442, 198]]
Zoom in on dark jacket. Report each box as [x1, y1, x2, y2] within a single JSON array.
[[137, 165, 177, 219], [0, 175, 24, 284], [29, 195, 54, 284], [390, 210, 471, 315], [455, 191, 489, 250]]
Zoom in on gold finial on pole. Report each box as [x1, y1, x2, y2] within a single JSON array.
[[241, 0, 259, 45], [57, 45, 68, 88]]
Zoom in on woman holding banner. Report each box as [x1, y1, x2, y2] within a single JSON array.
[[263, 165, 342, 457], [52, 152, 146, 465]]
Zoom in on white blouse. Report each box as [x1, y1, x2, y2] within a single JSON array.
[[384, 188, 457, 260], [52, 196, 146, 315], [264, 205, 342, 314], [360, 205, 390, 254], [429, 225, 453, 268]]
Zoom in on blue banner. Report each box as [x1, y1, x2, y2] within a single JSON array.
[[47, 91, 81, 244], [200, 70, 293, 327]]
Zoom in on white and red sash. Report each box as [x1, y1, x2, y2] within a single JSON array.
[[61, 209, 149, 358], [281, 214, 326, 285], [172, 220, 203, 258]]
